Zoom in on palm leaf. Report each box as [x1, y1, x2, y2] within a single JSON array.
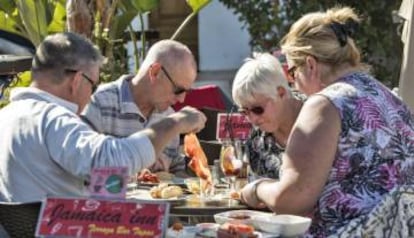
[[47, 1, 66, 33], [0, 0, 16, 13], [0, 11, 20, 36], [15, 0, 49, 46], [131, 0, 159, 13], [186, 0, 211, 13], [109, 11, 137, 40]]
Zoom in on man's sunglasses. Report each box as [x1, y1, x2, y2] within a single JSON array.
[[65, 69, 98, 93], [160, 66, 191, 95], [238, 106, 265, 116]]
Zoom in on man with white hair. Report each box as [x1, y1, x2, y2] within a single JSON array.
[[82, 40, 197, 176]]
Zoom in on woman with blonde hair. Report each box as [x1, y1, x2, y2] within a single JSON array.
[[240, 7, 414, 237]]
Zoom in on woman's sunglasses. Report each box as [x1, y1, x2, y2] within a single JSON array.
[[238, 106, 265, 116], [287, 65, 297, 82]]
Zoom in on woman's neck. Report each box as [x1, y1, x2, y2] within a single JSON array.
[[322, 64, 359, 87], [272, 98, 303, 147]]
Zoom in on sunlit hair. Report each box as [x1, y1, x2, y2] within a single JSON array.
[[32, 32, 104, 84], [281, 7, 367, 78], [232, 53, 291, 107], [140, 39, 197, 75]]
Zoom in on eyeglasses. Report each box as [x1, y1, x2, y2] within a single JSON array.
[[238, 106, 265, 116], [287, 65, 298, 81], [160, 66, 191, 95], [65, 69, 98, 93]]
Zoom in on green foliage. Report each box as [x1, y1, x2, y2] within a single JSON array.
[[0, 0, 66, 46], [0, 0, 212, 88], [219, 0, 403, 87], [171, 0, 212, 40], [186, 0, 212, 12]]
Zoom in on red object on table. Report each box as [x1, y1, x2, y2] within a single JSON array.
[[172, 84, 226, 111]]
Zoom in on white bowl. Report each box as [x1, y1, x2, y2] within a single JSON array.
[[214, 210, 273, 227], [252, 214, 311, 237]]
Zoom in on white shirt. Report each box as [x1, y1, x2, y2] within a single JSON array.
[[0, 87, 155, 202]]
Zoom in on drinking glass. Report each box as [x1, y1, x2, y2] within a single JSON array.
[[219, 141, 243, 193]]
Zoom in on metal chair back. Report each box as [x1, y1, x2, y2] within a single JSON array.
[[0, 201, 41, 238]]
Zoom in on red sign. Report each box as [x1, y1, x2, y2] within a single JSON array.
[[216, 113, 252, 140], [36, 197, 169, 238]]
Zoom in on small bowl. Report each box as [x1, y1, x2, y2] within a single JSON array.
[[252, 214, 311, 237], [214, 210, 272, 227], [194, 223, 219, 238]]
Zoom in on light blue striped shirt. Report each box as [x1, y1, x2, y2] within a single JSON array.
[[82, 75, 185, 173], [0, 87, 155, 202]]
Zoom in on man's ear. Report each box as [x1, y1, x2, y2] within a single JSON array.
[[277, 86, 287, 99], [69, 71, 81, 96], [149, 62, 162, 83]]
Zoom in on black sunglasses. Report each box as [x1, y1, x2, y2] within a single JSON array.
[[160, 66, 191, 95], [238, 106, 265, 116], [65, 69, 98, 93]]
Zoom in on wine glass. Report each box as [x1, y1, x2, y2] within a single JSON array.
[[219, 141, 243, 194]]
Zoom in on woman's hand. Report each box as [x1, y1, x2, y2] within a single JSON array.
[[240, 179, 269, 209]]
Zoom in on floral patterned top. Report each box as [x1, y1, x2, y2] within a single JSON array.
[[245, 129, 284, 180], [306, 72, 414, 237]]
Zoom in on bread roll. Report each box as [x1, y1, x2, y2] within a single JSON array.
[[160, 185, 183, 199], [149, 183, 168, 198]]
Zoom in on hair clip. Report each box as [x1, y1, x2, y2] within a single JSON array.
[[330, 21, 348, 47], [344, 19, 359, 38]]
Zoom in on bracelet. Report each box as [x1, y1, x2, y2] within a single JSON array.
[[252, 179, 269, 205]]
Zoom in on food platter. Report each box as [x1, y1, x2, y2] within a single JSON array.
[[126, 189, 188, 205], [137, 176, 187, 188]]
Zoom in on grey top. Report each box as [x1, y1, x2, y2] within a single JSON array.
[[0, 87, 155, 202]]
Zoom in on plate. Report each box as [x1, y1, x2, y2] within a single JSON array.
[[148, 196, 187, 203], [168, 177, 186, 187], [216, 229, 264, 238], [126, 189, 188, 204], [126, 182, 137, 191], [137, 181, 159, 187], [137, 177, 187, 188], [214, 210, 273, 227], [166, 226, 198, 238]]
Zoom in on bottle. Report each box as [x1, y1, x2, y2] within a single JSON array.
[[237, 141, 249, 179], [213, 159, 222, 185]]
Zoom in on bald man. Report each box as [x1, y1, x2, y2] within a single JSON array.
[[82, 40, 197, 176]]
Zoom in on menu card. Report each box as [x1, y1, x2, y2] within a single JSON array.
[[216, 113, 252, 140], [36, 197, 170, 237]]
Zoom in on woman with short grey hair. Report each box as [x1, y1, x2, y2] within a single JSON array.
[[232, 53, 304, 180]]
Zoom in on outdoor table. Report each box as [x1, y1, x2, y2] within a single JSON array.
[[170, 195, 246, 215], [126, 186, 247, 224]]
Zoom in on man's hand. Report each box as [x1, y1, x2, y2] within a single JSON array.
[[143, 106, 206, 166], [170, 106, 207, 134], [149, 154, 171, 172]]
